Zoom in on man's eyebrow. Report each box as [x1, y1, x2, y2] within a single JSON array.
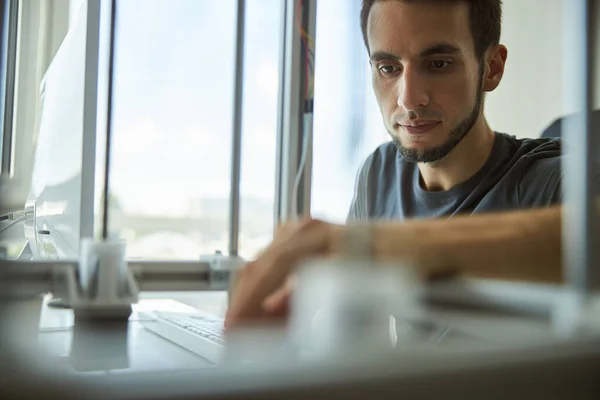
[[418, 43, 461, 57], [369, 51, 400, 63], [369, 44, 462, 63]]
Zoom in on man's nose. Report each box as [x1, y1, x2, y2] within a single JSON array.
[[396, 68, 429, 111]]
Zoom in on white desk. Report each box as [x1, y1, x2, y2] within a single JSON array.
[[14, 286, 566, 378], [33, 291, 229, 374]]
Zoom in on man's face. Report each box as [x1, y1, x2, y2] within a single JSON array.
[[367, 1, 485, 163]]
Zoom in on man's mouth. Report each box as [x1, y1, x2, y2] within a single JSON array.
[[399, 121, 441, 135]]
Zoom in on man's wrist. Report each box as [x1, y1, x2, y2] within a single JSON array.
[[334, 223, 373, 259]]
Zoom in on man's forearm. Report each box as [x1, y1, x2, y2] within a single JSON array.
[[362, 207, 563, 283]]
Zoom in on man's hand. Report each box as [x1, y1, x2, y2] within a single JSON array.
[[224, 218, 454, 331], [224, 218, 338, 330]]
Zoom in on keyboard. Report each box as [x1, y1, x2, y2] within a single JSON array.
[[139, 310, 481, 364], [140, 310, 226, 363]]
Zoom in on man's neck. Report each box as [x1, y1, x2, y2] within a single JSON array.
[[418, 118, 495, 192]]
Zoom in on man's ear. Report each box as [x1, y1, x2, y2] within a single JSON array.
[[482, 44, 508, 93]]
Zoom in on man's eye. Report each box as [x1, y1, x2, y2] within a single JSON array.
[[379, 65, 400, 75], [430, 60, 451, 70]]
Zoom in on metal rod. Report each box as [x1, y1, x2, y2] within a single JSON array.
[[0, 0, 19, 176], [276, 0, 302, 224], [228, 0, 246, 256], [296, 0, 318, 218], [273, 0, 289, 226], [0, 259, 221, 298], [562, 0, 599, 294], [102, 0, 118, 240], [81, 0, 102, 241]]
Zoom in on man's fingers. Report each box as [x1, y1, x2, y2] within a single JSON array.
[[226, 220, 333, 329], [262, 289, 291, 317], [262, 277, 294, 315]]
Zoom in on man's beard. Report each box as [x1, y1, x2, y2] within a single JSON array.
[[391, 63, 484, 164]]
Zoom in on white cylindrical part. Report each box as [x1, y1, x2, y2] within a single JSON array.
[[79, 238, 127, 300], [290, 259, 420, 359]]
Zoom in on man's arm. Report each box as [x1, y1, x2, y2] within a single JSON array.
[[361, 206, 563, 283], [226, 205, 565, 328]]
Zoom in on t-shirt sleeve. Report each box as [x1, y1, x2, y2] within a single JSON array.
[[519, 155, 600, 207], [346, 156, 372, 222], [518, 157, 563, 206]]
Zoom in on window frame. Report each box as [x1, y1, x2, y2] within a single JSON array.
[[274, 0, 317, 225]]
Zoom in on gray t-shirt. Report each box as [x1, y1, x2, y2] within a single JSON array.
[[347, 133, 564, 221]]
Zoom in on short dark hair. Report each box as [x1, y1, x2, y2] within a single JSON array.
[[360, 0, 502, 58]]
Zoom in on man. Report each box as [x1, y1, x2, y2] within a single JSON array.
[[223, 0, 584, 329], [349, 0, 561, 221]]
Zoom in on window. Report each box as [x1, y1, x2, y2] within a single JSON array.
[[106, 0, 282, 260]]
